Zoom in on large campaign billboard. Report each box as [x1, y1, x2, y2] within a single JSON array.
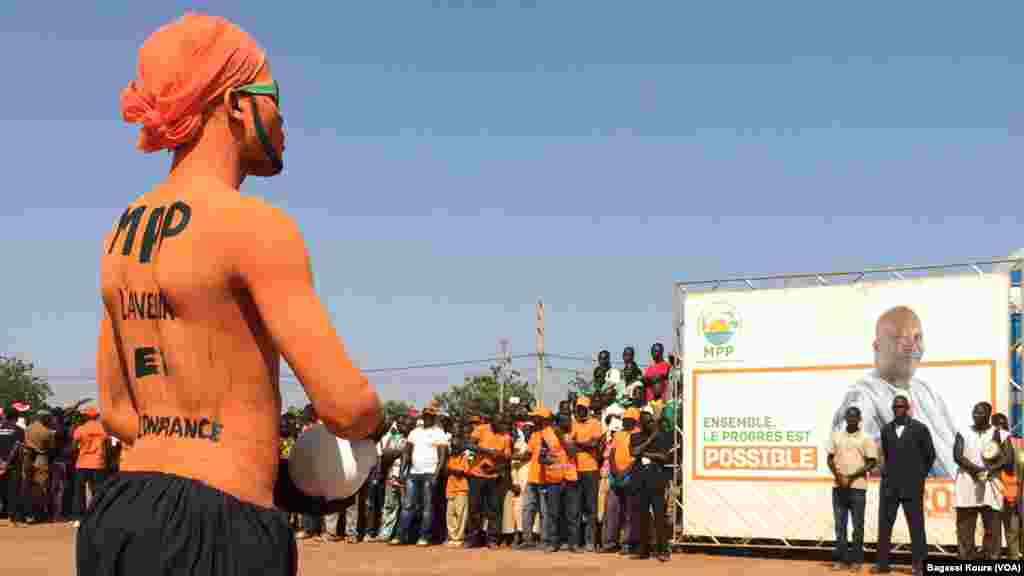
[[680, 273, 1010, 546]]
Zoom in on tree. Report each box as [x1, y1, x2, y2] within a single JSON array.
[[383, 399, 416, 423], [0, 355, 53, 413], [432, 366, 536, 422]]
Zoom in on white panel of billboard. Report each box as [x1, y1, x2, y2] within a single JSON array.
[[682, 273, 1010, 546]]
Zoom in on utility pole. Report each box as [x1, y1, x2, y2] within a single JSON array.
[[498, 338, 509, 414], [536, 299, 544, 409]]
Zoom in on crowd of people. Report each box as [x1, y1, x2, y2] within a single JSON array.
[[0, 402, 116, 528], [8, 339, 1024, 576], [278, 344, 681, 562]]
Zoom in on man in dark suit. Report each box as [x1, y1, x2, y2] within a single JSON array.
[[873, 394, 935, 576]]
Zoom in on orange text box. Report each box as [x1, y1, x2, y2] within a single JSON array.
[[704, 445, 817, 471]]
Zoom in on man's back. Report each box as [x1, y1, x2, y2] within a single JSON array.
[[100, 181, 286, 507], [75, 420, 110, 470]]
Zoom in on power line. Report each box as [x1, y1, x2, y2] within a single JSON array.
[[40, 350, 660, 382]]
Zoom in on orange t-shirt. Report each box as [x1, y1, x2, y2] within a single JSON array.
[[612, 430, 636, 475], [560, 436, 578, 483], [446, 453, 469, 497], [469, 427, 511, 479], [571, 418, 603, 473], [527, 427, 565, 485], [74, 420, 109, 470]]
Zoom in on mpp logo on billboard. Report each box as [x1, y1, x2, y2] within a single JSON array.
[[698, 302, 742, 361]]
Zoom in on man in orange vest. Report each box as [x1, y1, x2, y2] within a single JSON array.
[[993, 413, 1022, 559], [464, 412, 510, 548], [571, 396, 603, 551], [556, 413, 581, 552], [603, 407, 640, 554], [514, 407, 566, 552]]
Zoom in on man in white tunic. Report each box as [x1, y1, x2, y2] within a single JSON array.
[[953, 402, 1006, 560], [832, 306, 958, 477]]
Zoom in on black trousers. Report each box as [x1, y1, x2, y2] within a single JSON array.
[[577, 471, 599, 547], [467, 477, 500, 544], [630, 473, 669, 556], [368, 480, 385, 536], [562, 480, 581, 548], [74, 468, 108, 519], [77, 471, 297, 576], [876, 492, 927, 568], [3, 468, 28, 522]]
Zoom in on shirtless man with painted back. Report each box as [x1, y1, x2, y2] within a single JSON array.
[[79, 13, 382, 576]]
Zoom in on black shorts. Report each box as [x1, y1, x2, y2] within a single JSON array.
[[76, 471, 297, 576]]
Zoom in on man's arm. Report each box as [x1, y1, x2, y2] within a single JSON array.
[[920, 424, 937, 477], [236, 203, 381, 440], [824, 433, 842, 482], [96, 306, 139, 443], [952, 433, 977, 476], [878, 427, 888, 476], [849, 458, 877, 481], [434, 443, 448, 483]]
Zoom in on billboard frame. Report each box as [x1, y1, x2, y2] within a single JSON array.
[[669, 257, 1023, 555]]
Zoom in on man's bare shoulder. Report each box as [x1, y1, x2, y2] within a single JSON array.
[[228, 196, 304, 242]]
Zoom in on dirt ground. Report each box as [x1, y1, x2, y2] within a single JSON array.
[[1, 521, 919, 576]]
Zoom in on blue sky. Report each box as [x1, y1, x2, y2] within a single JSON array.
[[2, 2, 1023, 410]]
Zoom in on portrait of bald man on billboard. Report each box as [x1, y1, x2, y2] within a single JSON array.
[[831, 306, 958, 477]]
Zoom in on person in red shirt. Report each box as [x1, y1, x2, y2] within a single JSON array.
[[643, 343, 671, 405]]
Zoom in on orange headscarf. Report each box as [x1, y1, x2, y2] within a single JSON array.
[[120, 12, 266, 152]]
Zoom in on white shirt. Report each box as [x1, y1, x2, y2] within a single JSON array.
[[602, 404, 625, 434], [832, 369, 958, 477], [825, 428, 878, 490], [407, 426, 448, 475], [954, 426, 1002, 510]]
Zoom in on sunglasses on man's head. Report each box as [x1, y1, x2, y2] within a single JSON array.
[[234, 80, 280, 107]]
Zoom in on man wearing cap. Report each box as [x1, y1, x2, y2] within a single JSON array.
[[572, 396, 603, 551], [603, 407, 640, 554], [504, 414, 540, 546], [24, 413, 56, 521], [374, 416, 412, 543], [515, 407, 566, 552], [554, 413, 581, 552], [465, 412, 511, 548], [395, 406, 448, 546], [72, 407, 109, 528]]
